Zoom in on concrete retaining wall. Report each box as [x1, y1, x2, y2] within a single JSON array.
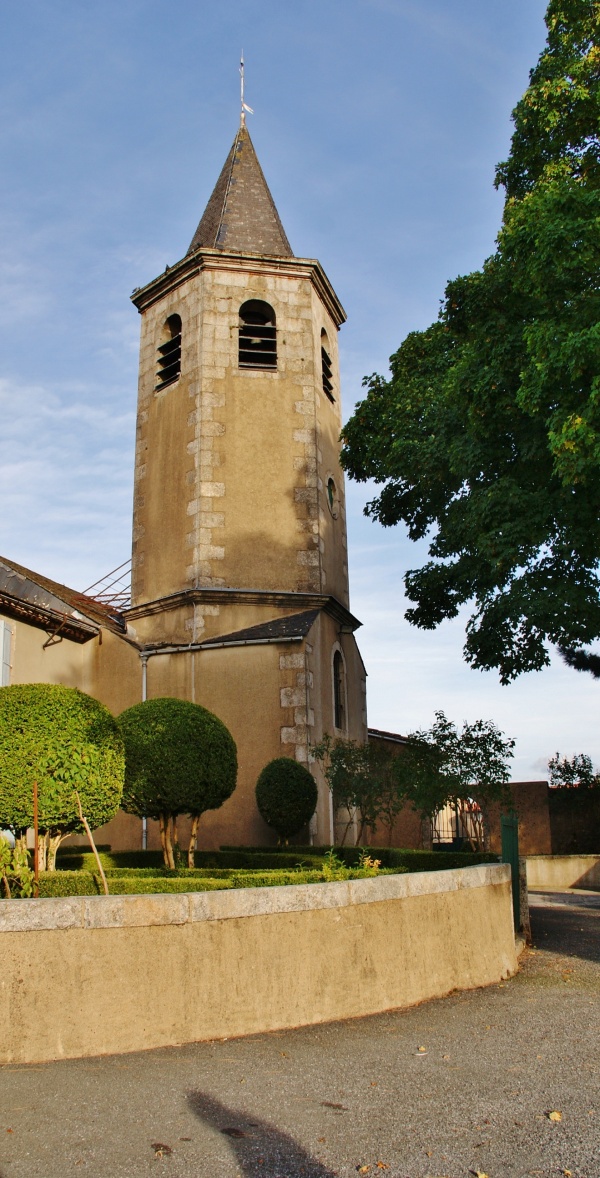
[[0, 865, 516, 1064], [526, 854, 600, 890]]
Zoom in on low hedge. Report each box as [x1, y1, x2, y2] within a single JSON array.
[[58, 844, 112, 855], [56, 850, 325, 872], [220, 845, 499, 869], [38, 871, 99, 897], [98, 876, 234, 894], [22, 864, 407, 899]]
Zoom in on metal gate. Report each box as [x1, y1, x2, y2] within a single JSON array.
[[501, 811, 520, 928]]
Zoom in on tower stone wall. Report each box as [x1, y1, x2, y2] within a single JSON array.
[[131, 251, 349, 615]]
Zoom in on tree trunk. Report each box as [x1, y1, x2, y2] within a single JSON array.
[[338, 815, 353, 847], [15, 832, 28, 857], [37, 833, 48, 873], [159, 812, 175, 870], [46, 834, 63, 872], [355, 818, 367, 846], [188, 814, 200, 869]]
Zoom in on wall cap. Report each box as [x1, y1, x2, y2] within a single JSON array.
[[0, 865, 511, 934]]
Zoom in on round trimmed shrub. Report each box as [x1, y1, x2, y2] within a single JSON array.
[[0, 683, 124, 847], [255, 757, 318, 843], [118, 697, 237, 867]]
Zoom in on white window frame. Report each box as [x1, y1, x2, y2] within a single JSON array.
[[0, 620, 12, 687]]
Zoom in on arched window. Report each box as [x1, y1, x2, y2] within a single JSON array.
[[239, 300, 277, 370], [333, 649, 346, 731], [321, 329, 334, 402], [156, 314, 182, 389], [326, 477, 338, 519]]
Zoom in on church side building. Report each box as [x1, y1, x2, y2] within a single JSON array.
[[0, 121, 368, 848]]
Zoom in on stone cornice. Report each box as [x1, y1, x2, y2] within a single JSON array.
[[131, 248, 347, 329], [124, 587, 361, 632]]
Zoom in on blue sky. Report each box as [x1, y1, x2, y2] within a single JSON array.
[[1, 0, 597, 777]]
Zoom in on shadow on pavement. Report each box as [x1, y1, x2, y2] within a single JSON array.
[[529, 896, 600, 964], [188, 1090, 337, 1177]]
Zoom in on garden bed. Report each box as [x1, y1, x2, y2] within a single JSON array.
[[25, 846, 500, 898]]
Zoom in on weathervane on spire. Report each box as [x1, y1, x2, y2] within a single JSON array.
[[240, 52, 254, 126]]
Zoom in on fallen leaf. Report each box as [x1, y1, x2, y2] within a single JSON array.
[[151, 1143, 173, 1157], [417, 1046, 427, 1053], [425, 1149, 433, 1156], [179, 1137, 191, 1141], [221, 1127, 248, 1138], [6, 1129, 13, 1134], [563, 1170, 572, 1176], [318, 1137, 326, 1143], [322, 1101, 348, 1110], [356, 1167, 370, 1174], [376, 1165, 389, 1171], [469, 1171, 489, 1177], [546, 1110, 562, 1122], [370, 1082, 378, 1087], [442, 1054, 450, 1060]]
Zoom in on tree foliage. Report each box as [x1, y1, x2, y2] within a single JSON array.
[[0, 684, 124, 869], [255, 757, 318, 844], [118, 697, 237, 868], [311, 736, 374, 845], [548, 749, 599, 786], [341, 1, 600, 681], [0, 837, 34, 899], [313, 713, 514, 848], [405, 711, 514, 819]]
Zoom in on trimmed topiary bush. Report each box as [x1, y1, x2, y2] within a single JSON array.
[[0, 684, 124, 869], [255, 757, 318, 844], [118, 697, 237, 869]]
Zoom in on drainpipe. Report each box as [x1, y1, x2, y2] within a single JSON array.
[[140, 653, 148, 851]]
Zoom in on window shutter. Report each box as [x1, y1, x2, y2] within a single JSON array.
[[1, 621, 11, 686]]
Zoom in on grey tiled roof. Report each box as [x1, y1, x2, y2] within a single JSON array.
[[188, 125, 293, 258], [200, 609, 320, 648]]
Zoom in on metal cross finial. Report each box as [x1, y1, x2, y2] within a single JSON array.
[[240, 51, 254, 126]]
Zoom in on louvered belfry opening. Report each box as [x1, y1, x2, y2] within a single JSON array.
[[156, 313, 182, 389], [239, 300, 277, 369], [321, 329, 334, 402]]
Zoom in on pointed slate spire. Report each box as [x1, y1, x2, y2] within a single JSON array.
[[187, 125, 293, 257]]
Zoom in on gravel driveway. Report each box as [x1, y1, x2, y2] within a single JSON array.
[[1, 888, 598, 1178]]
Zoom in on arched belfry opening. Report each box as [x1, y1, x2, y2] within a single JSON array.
[[156, 314, 182, 389], [239, 300, 277, 370], [321, 328, 334, 402]]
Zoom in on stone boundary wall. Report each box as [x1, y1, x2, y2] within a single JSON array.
[[526, 854, 600, 891], [1, 865, 516, 1064]]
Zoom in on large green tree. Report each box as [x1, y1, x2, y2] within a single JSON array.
[[341, 0, 600, 682], [0, 684, 124, 869], [118, 697, 237, 868]]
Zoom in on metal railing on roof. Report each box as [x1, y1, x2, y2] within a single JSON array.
[[83, 559, 131, 611]]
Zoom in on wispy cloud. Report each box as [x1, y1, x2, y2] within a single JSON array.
[[0, 376, 134, 588]]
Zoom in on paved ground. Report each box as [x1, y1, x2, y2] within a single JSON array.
[[1, 890, 599, 1178]]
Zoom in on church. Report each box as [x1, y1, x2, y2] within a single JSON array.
[[0, 118, 373, 850]]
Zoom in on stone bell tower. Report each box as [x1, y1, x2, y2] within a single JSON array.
[[126, 121, 367, 848]]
